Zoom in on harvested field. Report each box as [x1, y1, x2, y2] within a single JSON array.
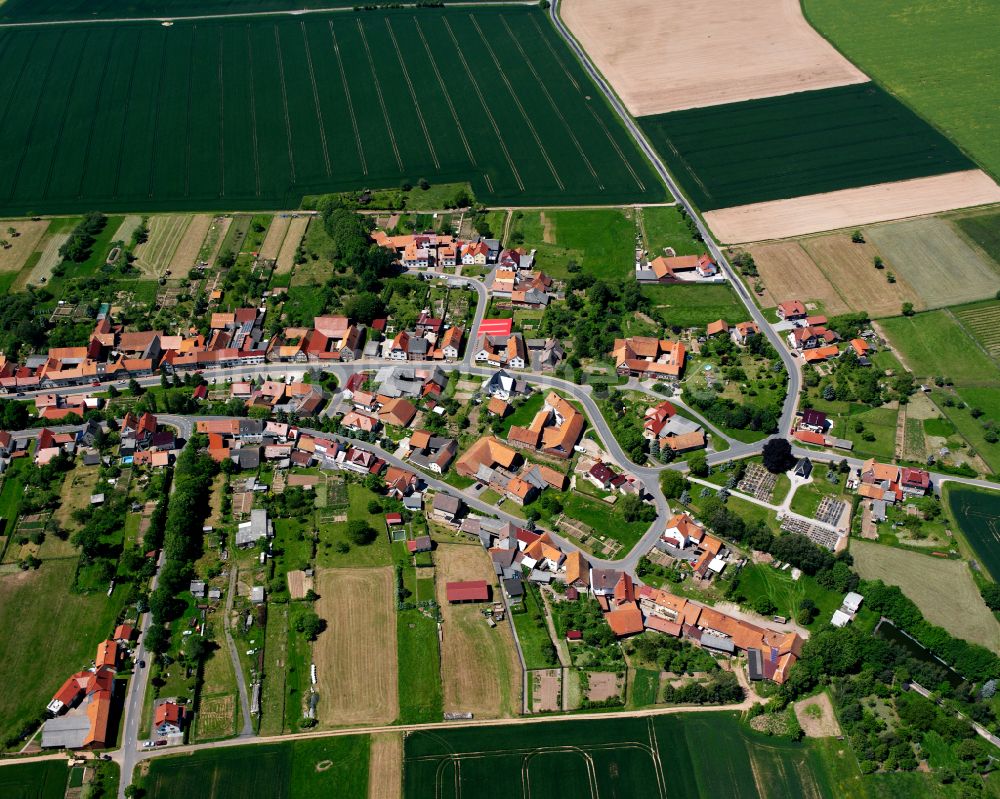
[[24, 231, 70, 286], [134, 215, 191, 277], [801, 233, 921, 317], [851, 540, 1000, 653], [259, 216, 291, 261], [167, 214, 213, 272], [531, 669, 561, 713], [111, 214, 143, 243], [200, 216, 232, 267], [793, 692, 841, 738], [277, 216, 310, 274], [562, 0, 865, 116], [747, 241, 848, 314], [0, 220, 48, 273], [286, 569, 313, 600], [866, 218, 1000, 309], [368, 733, 402, 799], [705, 171, 1000, 244], [314, 567, 398, 726], [435, 542, 520, 718]]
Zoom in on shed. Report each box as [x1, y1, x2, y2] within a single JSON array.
[[503, 578, 524, 598], [566, 630, 583, 641], [445, 580, 490, 603], [250, 586, 265, 604], [842, 592, 864, 614], [385, 513, 403, 526]]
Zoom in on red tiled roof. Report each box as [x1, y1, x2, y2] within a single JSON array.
[[446, 580, 490, 602]]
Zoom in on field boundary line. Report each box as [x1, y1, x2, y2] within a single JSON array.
[[217, 28, 225, 197], [43, 29, 91, 200], [441, 16, 524, 192], [499, 16, 600, 189], [528, 14, 579, 92], [945, 307, 1000, 369], [75, 29, 115, 199], [110, 32, 143, 198], [245, 25, 262, 197], [144, 29, 169, 198], [2, 30, 50, 200], [413, 17, 475, 165], [467, 13, 563, 190], [300, 21, 331, 178], [356, 19, 403, 172], [272, 24, 297, 183], [329, 21, 367, 176], [798, 241, 858, 312], [384, 17, 439, 170]]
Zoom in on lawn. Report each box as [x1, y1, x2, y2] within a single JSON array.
[[789, 477, 846, 519], [404, 713, 838, 799], [316, 483, 391, 568], [851, 539, 1000, 653], [395, 542, 443, 724], [805, 402, 899, 461], [628, 667, 659, 708], [0, 760, 68, 799], [0, 7, 662, 216], [557, 492, 652, 553], [143, 736, 370, 799], [508, 208, 637, 280], [803, 0, 1000, 181], [641, 282, 746, 329], [0, 559, 127, 747], [499, 392, 544, 437], [511, 583, 558, 670], [640, 205, 706, 258], [734, 563, 844, 629], [639, 82, 972, 211]]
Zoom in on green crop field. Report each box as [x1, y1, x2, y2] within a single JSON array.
[[0, 0, 516, 22], [954, 210, 1000, 268], [804, 0, 1000, 181], [0, 760, 68, 799], [404, 713, 838, 799], [144, 736, 370, 799], [953, 300, 1000, 361], [0, 7, 661, 216], [947, 486, 1000, 581], [638, 83, 973, 211]]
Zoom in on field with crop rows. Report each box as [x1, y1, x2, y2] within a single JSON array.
[[639, 82, 973, 210], [404, 713, 836, 799], [953, 300, 1000, 360], [0, 760, 67, 799], [144, 736, 370, 799], [948, 486, 1000, 582], [0, 8, 661, 216], [0, 0, 514, 22]]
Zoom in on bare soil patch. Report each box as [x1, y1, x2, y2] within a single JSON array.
[[801, 233, 922, 317], [539, 212, 555, 244], [314, 567, 398, 726], [748, 241, 848, 314], [435, 543, 520, 718], [586, 671, 622, 702], [794, 692, 842, 738], [866, 217, 1000, 309], [852, 540, 1000, 652], [259, 216, 291, 261], [286, 569, 313, 600], [368, 733, 402, 799], [705, 170, 1000, 244], [531, 669, 561, 713], [562, 0, 866, 116], [111, 215, 143, 244], [0, 220, 48, 273], [167, 214, 213, 273], [277, 216, 309, 275]]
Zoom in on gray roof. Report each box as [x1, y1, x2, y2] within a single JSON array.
[[432, 493, 463, 514], [528, 569, 552, 584], [41, 713, 91, 749], [591, 569, 621, 593], [236, 509, 272, 547], [700, 633, 735, 653], [504, 578, 524, 597], [661, 416, 702, 436]]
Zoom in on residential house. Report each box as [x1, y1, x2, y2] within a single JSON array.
[[662, 513, 705, 549], [776, 300, 807, 321], [900, 467, 931, 497], [441, 326, 464, 360], [475, 333, 527, 369], [408, 430, 458, 473], [506, 392, 584, 459], [378, 397, 417, 428], [797, 409, 828, 434], [431, 493, 464, 524], [153, 702, 186, 736], [731, 321, 760, 346], [384, 466, 419, 499], [613, 337, 686, 379]]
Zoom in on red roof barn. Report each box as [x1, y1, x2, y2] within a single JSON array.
[[446, 580, 490, 603]]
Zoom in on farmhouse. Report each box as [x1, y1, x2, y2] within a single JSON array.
[[236, 509, 273, 548], [43, 638, 124, 749], [474, 332, 527, 369], [431, 492, 464, 524], [776, 300, 807, 321], [456, 437, 520, 480], [636, 253, 718, 283], [408, 430, 458, 473], [507, 392, 584, 459], [613, 337, 686, 378]]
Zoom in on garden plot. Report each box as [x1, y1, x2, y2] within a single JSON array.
[[134, 215, 191, 277], [259, 216, 291, 261], [167, 214, 213, 273], [0, 219, 48, 274], [276, 216, 309, 274]]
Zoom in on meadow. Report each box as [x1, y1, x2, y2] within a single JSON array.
[[143, 736, 370, 799], [0, 559, 127, 747], [947, 486, 1000, 582], [0, 7, 661, 216], [0, 760, 67, 799], [638, 83, 973, 210], [641, 282, 746, 329], [954, 209, 1000, 267], [803, 0, 1000, 181], [953, 300, 1000, 360], [878, 312, 1000, 387], [404, 713, 842, 799]]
